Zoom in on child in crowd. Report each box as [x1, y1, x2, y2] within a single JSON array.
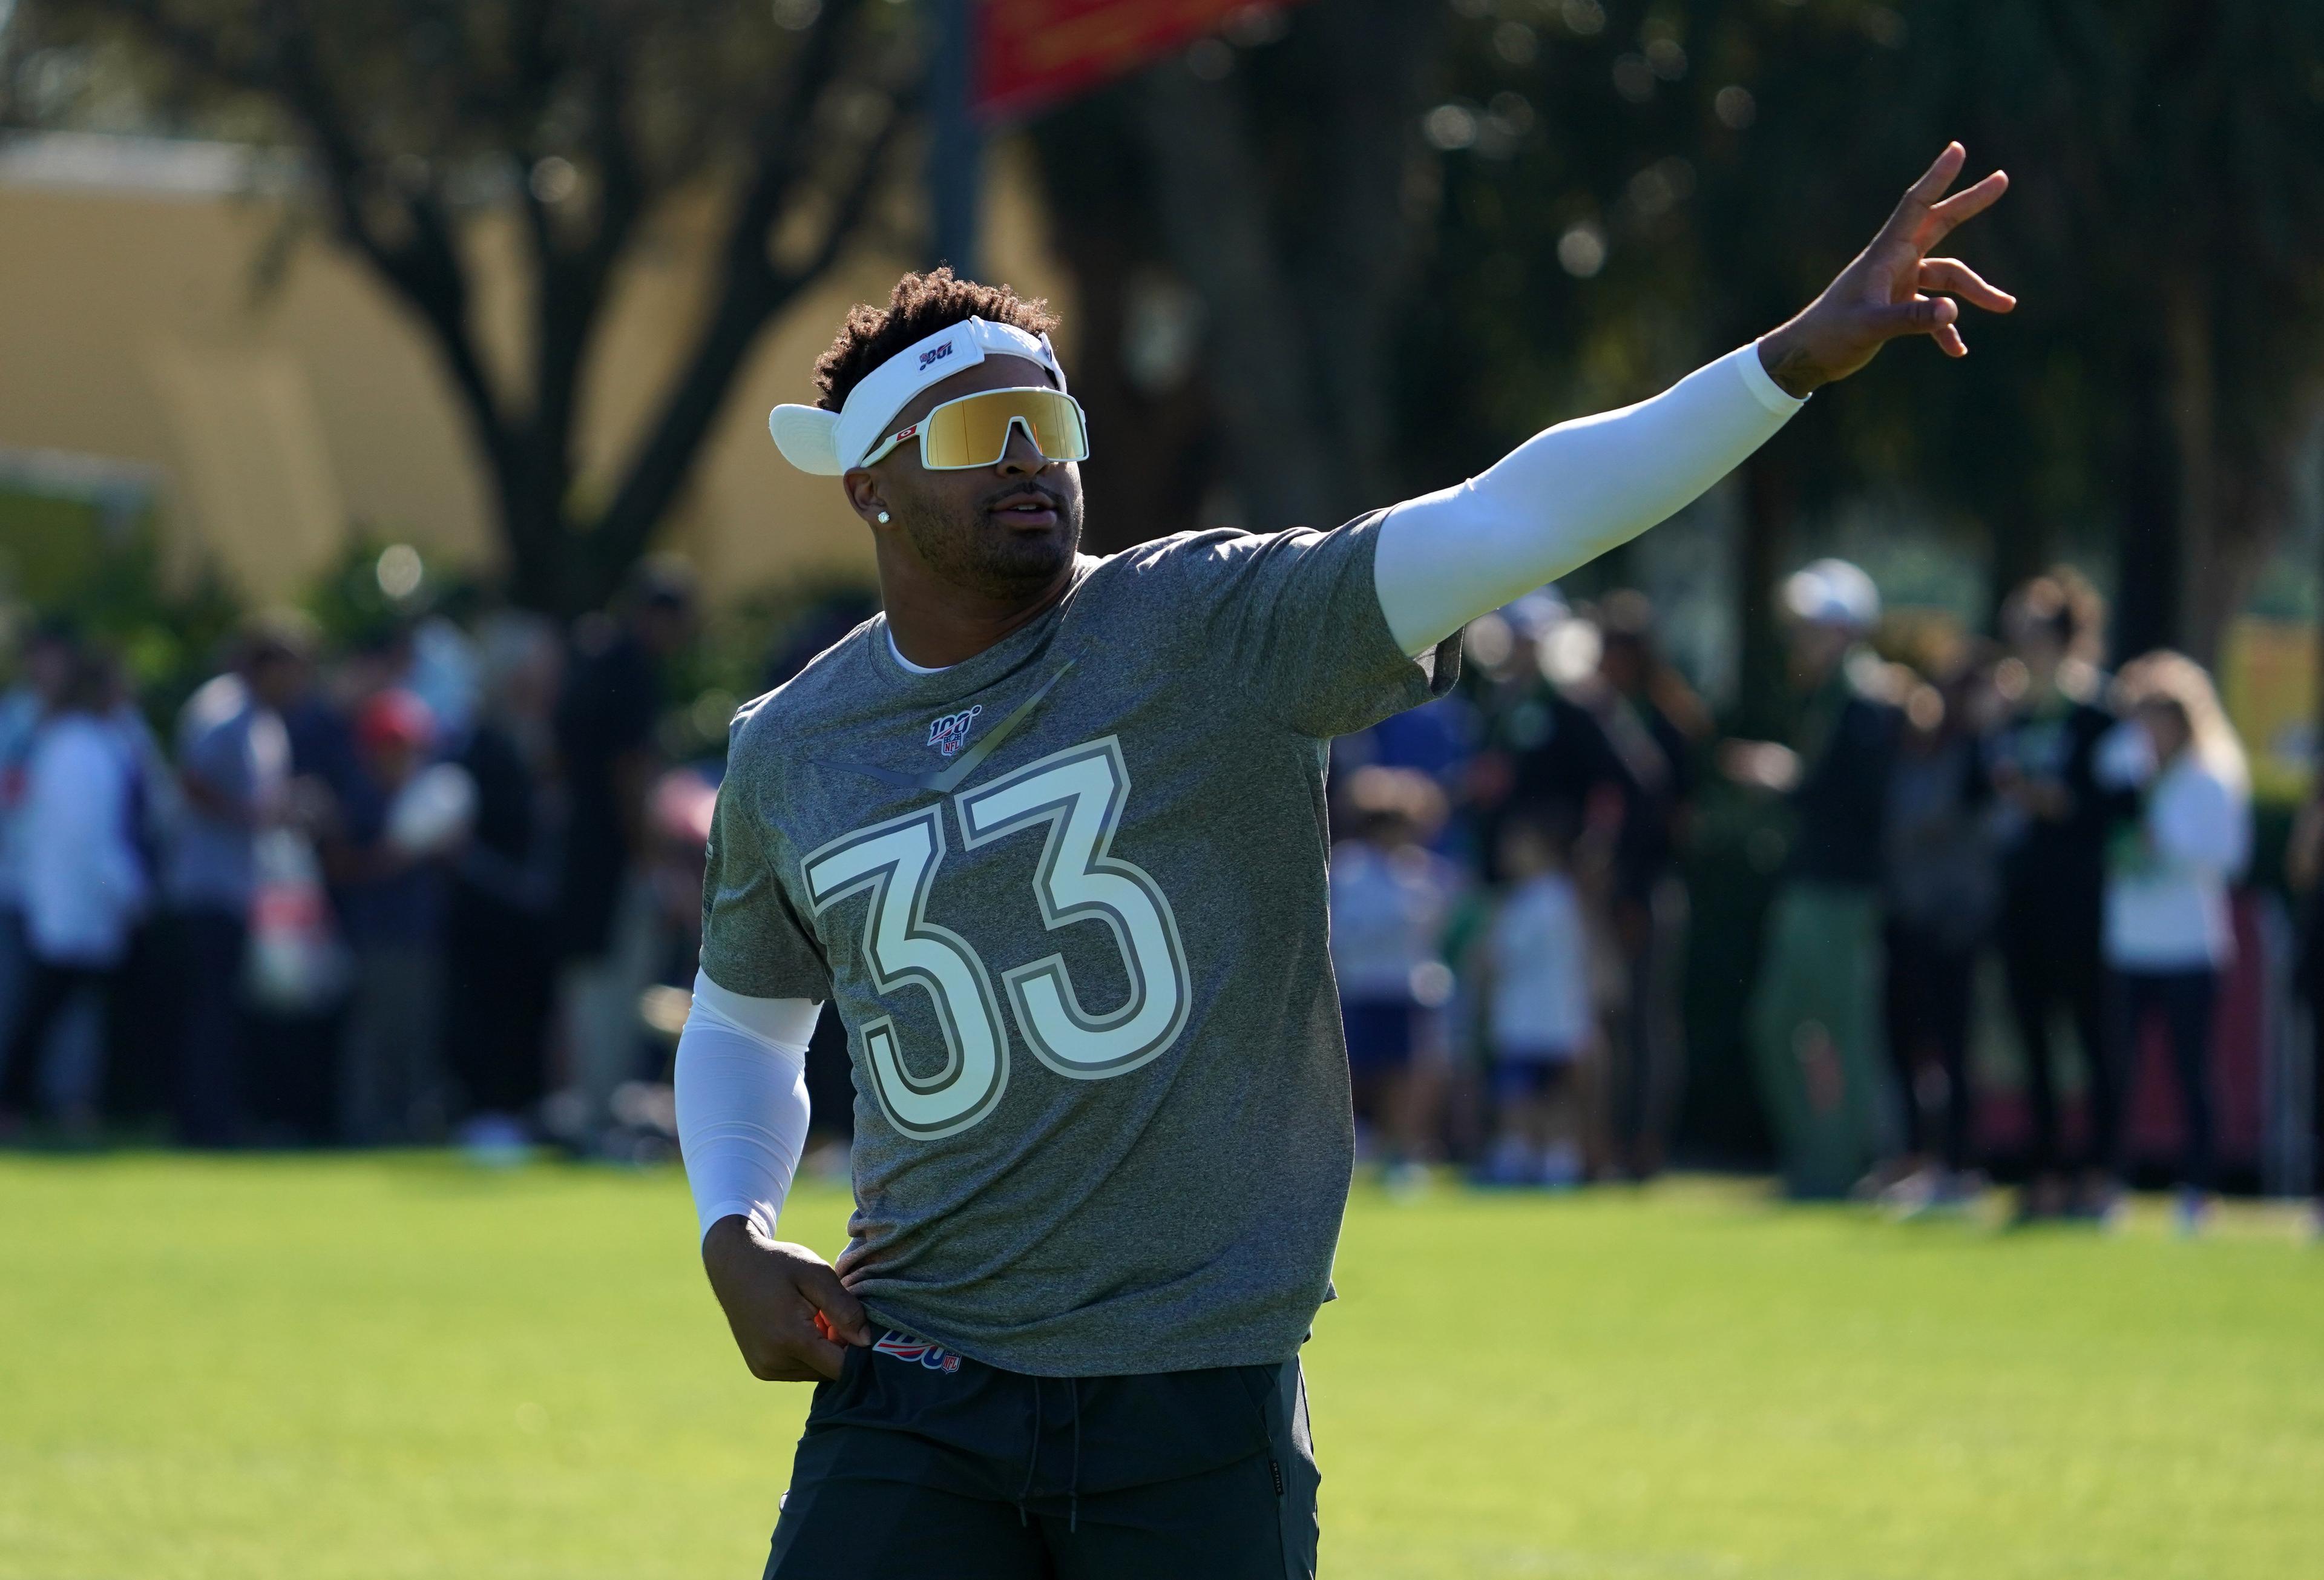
[[1480, 815, 1595, 1187], [2097, 651, 2250, 1236], [329, 688, 474, 1145], [1328, 766, 1462, 1190]]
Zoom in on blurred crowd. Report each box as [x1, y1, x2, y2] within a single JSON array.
[[0, 559, 724, 1162], [1328, 561, 2314, 1231], [2, 550, 2317, 1229]]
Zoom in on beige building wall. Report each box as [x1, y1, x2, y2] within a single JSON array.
[[0, 131, 1070, 607]]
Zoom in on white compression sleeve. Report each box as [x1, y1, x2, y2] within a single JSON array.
[[674, 970, 821, 1243], [1373, 343, 1807, 656]]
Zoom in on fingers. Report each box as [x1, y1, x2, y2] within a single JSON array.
[[798, 1261, 873, 1346], [750, 1335, 849, 1382], [1917, 257, 2016, 312], [1871, 292, 1975, 356], [801, 1334, 851, 1382], [1926, 169, 2009, 235], [1902, 140, 1968, 208]]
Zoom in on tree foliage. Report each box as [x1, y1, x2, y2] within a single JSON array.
[[1413, 0, 2324, 667], [8, 0, 917, 614]]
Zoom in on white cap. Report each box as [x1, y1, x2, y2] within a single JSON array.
[[767, 314, 1068, 475], [1781, 558, 1881, 632]]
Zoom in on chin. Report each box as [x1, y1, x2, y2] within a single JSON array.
[[988, 536, 1074, 584]]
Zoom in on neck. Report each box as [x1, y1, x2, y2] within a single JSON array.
[[876, 547, 1077, 670]]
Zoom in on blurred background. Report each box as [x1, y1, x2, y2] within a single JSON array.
[[0, 0, 2320, 1222]]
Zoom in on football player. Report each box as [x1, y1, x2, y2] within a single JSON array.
[[677, 144, 2010, 1578]]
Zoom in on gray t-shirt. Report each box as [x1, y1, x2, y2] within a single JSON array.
[[702, 515, 1459, 1376]]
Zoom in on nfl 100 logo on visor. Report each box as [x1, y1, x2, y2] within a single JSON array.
[[927, 705, 982, 759]]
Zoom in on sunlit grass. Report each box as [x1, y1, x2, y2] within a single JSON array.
[[2, 1156, 2316, 1579]]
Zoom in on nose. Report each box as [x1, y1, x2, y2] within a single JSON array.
[[994, 418, 1055, 475]]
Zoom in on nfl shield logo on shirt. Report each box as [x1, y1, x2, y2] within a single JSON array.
[[926, 705, 983, 759]]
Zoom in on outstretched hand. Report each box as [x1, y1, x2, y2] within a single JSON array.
[[1756, 143, 2014, 397], [702, 1215, 872, 1382]]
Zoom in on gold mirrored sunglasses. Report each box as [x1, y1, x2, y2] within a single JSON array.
[[859, 387, 1091, 471]]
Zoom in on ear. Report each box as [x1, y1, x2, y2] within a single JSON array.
[[843, 470, 891, 528]]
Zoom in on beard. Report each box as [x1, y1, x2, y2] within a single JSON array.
[[897, 479, 1083, 599]]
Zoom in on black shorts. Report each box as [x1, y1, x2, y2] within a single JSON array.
[[764, 1332, 1319, 1579]]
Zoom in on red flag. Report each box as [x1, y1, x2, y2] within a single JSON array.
[[974, 0, 1300, 123]]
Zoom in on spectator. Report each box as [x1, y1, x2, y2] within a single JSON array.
[[2098, 651, 2250, 1236], [0, 621, 84, 1110], [1477, 815, 1595, 1187], [0, 647, 150, 1137], [1882, 662, 2001, 1213], [1570, 592, 1704, 1180], [553, 558, 695, 1150], [1985, 570, 2120, 1220], [1328, 766, 1462, 1189], [444, 614, 565, 1153], [243, 625, 360, 1144], [330, 688, 473, 1145], [1729, 559, 1900, 1199], [2286, 788, 2324, 1239], [162, 617, 308, 1147], [1471, 591, 1618, 879]]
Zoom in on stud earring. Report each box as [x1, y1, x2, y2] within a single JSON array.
[[876, 510, 891, 523]]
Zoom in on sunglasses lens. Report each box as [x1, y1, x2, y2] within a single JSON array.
[[922, 389, 1089, 469]]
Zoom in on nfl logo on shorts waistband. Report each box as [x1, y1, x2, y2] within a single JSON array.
[[873, 1332, 962, 1373], [927, 705, 982, 759]]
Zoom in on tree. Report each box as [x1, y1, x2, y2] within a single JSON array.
[[9, 0, 916, 615], [1029, 1, 1448, 547], [1406, 0, 2324, 672]]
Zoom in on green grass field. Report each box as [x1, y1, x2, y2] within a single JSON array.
[[2, 1156, 2319, 1579]]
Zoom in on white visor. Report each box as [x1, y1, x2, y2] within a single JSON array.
[[768, 314, 1068, 475]]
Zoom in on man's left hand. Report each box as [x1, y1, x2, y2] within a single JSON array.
[[1757, 142, 2014, 398]]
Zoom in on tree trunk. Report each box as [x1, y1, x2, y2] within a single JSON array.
[[2113, 351, 2182, 664], [1132, 59, 1339, 535], [1734, 448, 1795, 736], [1295, 0, 1440, 520]]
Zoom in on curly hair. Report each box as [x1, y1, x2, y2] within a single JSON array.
[[811, 268, 1061, 413]]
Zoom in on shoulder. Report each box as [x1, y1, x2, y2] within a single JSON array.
[[34, 716, 108, 771], [181, 673, 251, 737], [1082, 529, 1259, 593], [1086, 520, 1376, 591], [2170, 760, 2238, 810], [726, 621, 877, 769]]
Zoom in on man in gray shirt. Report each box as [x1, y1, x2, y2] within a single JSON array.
[[678, 146, 2011, 1576]]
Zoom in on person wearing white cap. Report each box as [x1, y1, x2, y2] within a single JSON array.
[[1722, 556, 1906, 1198], [679, 145, 2011, 1574]]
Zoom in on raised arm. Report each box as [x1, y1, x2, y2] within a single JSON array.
[[1376, 142, 2012, 656]]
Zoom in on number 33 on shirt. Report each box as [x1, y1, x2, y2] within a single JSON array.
[[801, 735, 1191, 1141]]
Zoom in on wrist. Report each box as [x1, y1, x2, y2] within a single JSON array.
[[1756, 323, 1823, 399], [701, 1212, 761, 1263]]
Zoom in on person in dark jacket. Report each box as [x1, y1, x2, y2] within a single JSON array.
[[1728, 560, 1902, 1198], [1882, 657, 2003, 1210], [552, 559, 695, 1149], [1571, 592, 1706, 1180], [1984, 570, 2121, 1219], [445, 614, 566, 1151]]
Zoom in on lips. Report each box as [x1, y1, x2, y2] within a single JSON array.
[[986, 488, 1061, 528]]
